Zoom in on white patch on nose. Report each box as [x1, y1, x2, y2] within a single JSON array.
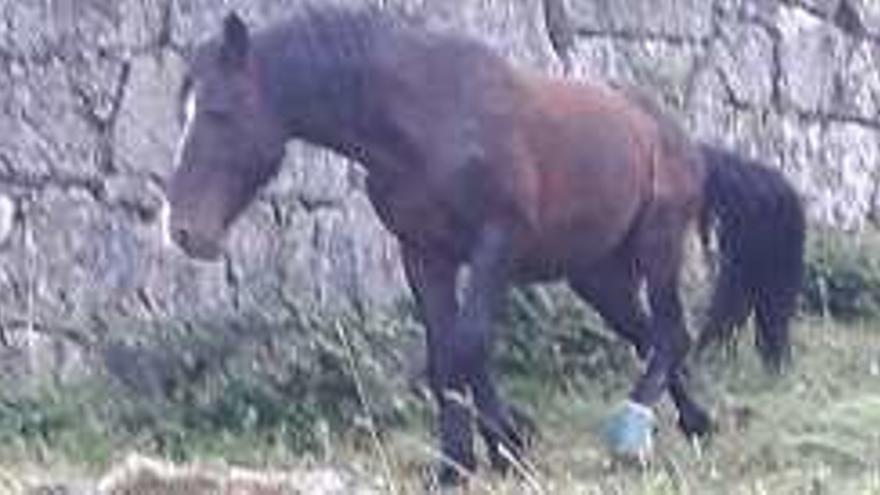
[[158, 197, 174, 250], [173, 89, 197, 169], [164, 90, 197, 252]]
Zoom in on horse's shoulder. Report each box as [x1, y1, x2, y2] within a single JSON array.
[[517, 74, 649, 134]]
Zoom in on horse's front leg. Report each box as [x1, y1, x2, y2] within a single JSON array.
[[403, 223, 521, 485], [401, 245, 474, 485], [455, 225, 526, 475]]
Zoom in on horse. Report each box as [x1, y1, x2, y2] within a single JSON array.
[[164, 6, 805, 485]]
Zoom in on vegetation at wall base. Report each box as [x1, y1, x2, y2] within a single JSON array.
[[802, 228, 880, 321]]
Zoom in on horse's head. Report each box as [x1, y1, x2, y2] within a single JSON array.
[[166, 12, 285, 260]]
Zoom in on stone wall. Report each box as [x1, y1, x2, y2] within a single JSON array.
[[0, 0, 878, 378], [564, 0, 880, 229]]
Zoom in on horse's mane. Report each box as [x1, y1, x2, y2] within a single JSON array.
[[250, 4, 414, 131], [262, 5, 388, 74]]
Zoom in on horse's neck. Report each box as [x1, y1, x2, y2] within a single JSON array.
[[260, 38, 405, 179], [273, 76, 368, 156]]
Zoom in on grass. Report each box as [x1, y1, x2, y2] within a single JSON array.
[[348, 317, 880, 494], [802, 228, 880, 320], [3, 316, 878, 494], [4, 224, 880, 493]]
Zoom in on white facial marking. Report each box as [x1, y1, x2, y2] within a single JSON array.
[[159, 197, 173, 249], [165, 90, 197, 249], [173, 89, 197, 169]]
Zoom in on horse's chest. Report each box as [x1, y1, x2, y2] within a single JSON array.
[[366, 176, 472, 258]]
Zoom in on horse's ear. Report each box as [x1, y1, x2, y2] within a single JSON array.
[[220, 11, 249, 70]]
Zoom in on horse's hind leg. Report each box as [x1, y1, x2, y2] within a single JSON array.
[[568, 258, 711, 440], [595, 207, 705, 456]]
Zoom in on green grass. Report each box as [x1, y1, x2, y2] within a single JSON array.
[[3, 316, 878, 494], [802, 229, 880, 320], [349, 317, 880, 494]]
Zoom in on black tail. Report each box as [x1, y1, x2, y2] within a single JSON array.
[[697, 144, 806, 371]]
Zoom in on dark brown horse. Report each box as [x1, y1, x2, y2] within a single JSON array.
[[165, 7, 804, 485]]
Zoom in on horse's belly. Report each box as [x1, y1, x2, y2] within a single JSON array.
[[511, 224, 625, 282], [510, 256, 567, 283], [514, 178, 644, 280]]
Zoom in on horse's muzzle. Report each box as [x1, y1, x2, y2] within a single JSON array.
[[170, 226, 223, 261]]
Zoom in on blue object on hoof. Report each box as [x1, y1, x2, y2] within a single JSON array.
[[603, 401, 655, 461]]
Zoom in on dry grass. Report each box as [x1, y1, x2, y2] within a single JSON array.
[[96, 454, 377, 495]]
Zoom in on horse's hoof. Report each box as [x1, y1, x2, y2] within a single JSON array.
[[603, 401, 655, 461], [510, 404, 540, 446], [422, 463, 471, 492], [486, 436, 523, 475], [422, 452, 477, 490], [486, 416, 529, 474], [677, 407, 713, 439]]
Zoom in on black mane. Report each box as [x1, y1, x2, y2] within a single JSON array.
[[253, 5, 407, 140]]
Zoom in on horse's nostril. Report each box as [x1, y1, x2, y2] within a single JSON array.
[[169, 227, 221, 260], [171, 228, 190, 249]]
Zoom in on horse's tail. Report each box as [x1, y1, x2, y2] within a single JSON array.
[[697, 144, 806, 372]]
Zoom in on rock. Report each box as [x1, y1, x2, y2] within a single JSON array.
[[832, 40, 880, 121], [713, 21, 776, 108], [104, 174, 167, 223], [778, 119, 880, 230], [5, 59, 101, 177], [565, 0, 715, 40], [851, 0, 880, 36], [3, 0, 166, 58], [404, 0, 562, 72], [114, 52, 187, 177], [778, 6, 837, 111], [0, 327, 92, 387], [778, 4, 880, 121], [687, 65, 788, 160], [26, 481, 96, 495], [571, 37, 707, 106], [22, 189, 141, 320]]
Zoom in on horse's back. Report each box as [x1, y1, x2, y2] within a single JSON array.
[[508, 75, 663, 271], [366, 25, 704, 277]]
